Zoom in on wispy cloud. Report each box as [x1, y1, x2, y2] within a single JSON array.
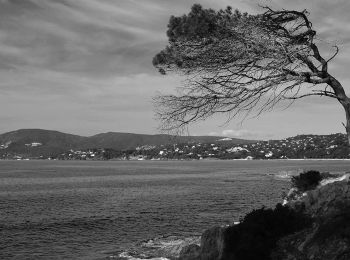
[[208, 129, 273, 140], [0, 0, 167, 77]]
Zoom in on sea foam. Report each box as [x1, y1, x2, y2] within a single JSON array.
[[115, 235, 200, 260]]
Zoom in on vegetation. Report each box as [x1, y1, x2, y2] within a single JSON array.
[[223, 204, 312, 260], [291, 170, 322, 192], [153, 4, 350, 144], [1, 133, 349, 160]]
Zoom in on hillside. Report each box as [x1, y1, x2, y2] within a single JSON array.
[[82, 132, 249, 150], [0, 129, 85, 158], [1, 129, 348, 160], [129, 133, 349, 160], [0, 129, 252, 159]]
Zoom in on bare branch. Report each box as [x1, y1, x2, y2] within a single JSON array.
[[152, 5, 347, 131], [326, 45, 339, 63]]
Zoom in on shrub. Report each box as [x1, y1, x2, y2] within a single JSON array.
[[291, 170, 322, 192], [223, 204, 312, 260]]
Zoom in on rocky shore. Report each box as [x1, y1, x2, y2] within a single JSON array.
[[179, 173, 350, 260]]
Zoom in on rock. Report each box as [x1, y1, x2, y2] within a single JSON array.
[[272, 218, 350, 260], [272, 180, 350, 260], [288, 180, 350, 219], [178, 244, 201, 260], [200, 226, 226, 260], [184, 177, 350, 260]]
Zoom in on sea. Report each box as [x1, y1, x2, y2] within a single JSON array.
[[1, 159, 350, 260]]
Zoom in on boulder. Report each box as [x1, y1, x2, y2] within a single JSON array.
[[178, 244, 201, 260], [200, 226, 226, 260]]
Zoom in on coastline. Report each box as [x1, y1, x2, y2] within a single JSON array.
[[178, 172, 350, 260], [3, 158, 350, 162]]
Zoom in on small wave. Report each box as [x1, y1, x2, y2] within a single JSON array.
[[267, 170, 300, 180], [114, 235, 200, 260], [141, 235, 200, 248], [115, 252, 170, 260]]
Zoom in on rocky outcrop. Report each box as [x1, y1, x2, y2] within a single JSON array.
[[179, 244, 201, 260], [289, 178, 350, 218], [179, 226, 226, 260], [271, 178, 350, 260], [179, 175, 350, 260], [200, 226, 226, 260], [272, 218, 350, 260]]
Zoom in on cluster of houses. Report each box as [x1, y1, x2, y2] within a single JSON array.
[[134, 133, 348, 160], [25, 142, 42, 147], [0, 141, 11, 149], [0, 133, 348, 160]]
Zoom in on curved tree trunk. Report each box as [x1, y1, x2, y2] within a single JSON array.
[[328, 76, 350, 146], [343, 103, 350, 146]]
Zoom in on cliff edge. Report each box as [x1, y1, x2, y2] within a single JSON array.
[[179, 173, 350, 260]]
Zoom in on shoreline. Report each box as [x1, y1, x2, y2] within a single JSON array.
[[2, 158, 350, 162]]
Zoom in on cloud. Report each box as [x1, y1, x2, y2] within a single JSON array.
[[1, 0, 349, 78], [0, 65, 182, 135], [0, 0, 263, 78], [0, 0, 167, 77], [205, 129, 272, 140], [221, 129, 272, 140], [0, 0, 349, 137]]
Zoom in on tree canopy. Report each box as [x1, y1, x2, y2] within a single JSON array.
[[153, 4, 348, 140]]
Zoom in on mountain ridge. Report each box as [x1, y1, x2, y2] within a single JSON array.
[[0, 128, 253, 158]]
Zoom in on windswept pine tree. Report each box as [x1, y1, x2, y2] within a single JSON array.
[[153, 4, 349, 143]]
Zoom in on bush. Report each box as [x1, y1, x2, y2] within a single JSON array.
[[223, 204, 312, 260], [291, 170, 322, 192]]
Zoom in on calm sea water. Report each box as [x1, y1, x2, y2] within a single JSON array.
[[1, 160, 350, 259]]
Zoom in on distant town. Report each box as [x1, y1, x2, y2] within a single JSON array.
[[1, 133, 348, 160]]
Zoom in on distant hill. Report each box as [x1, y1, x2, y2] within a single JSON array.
[[0, 129, 252, 158], [0, 129, 86, 158], [82, 132, 251, 150]]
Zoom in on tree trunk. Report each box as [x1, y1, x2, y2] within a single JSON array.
[[328, 76, 350, 146], [343, 103, 350, 146]]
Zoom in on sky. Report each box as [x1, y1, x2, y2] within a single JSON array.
[[0, 0, 350, 140]]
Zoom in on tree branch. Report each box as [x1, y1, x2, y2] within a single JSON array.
[[153, 5, 346, 131]]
